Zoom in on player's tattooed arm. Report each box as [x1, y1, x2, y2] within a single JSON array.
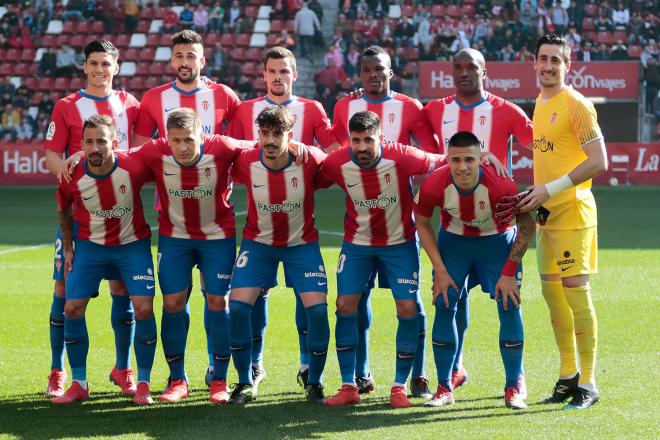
[[58, 207, 74, 274], [508, 211, 535, 262]]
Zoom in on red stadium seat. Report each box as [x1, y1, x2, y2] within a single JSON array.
[[245, 48, 262, 62], [447, 5, 461, 17], [230, 48, 246, 62], [266, 34, 277, 46], [253, 77, 267, 92], [69, 35, 86, 48], [461, 4, 476, 16], [236, 34, 251, 47], [53, 77, 70, 92], [584, 3, 598, 16], [115, 34, 130, 48], [62, 21, 76, 34], [285, 20, 295, 32], [6, 48, 20, 60], [136, 63, 150, 76], [159, 34, 171, 46], [240, 62, 258, 77], [244, 6, 258, 18], [627, 45, 642, 58], [401, 5, 414, 17], [596, 31, 612, 44], [76, 21, 91, 33], [41, 35, 57, 47], [0, 63, 11, 77], [206, 32, 220, 45], [13, 63, 29, 76], [20, 48, 35, 62], [146, 34, 160, 47], [613, 30, 628, 43], [137, 20, 150, 33], [582, 17, 595, 31], [144, 76, 159, 90], [128, 76, 145, 91], [148, 63, 166, 76], [141, 7, 154, 20], [140, 47, 155, 62], [91, 21, 105, 34], [220, 33, 235, 46], [30, 91, 43, 105], [270, 19, 284, 33], [431, 5, 446, 17], [70, 77, 84, 90], [38, 77, 54, 91], [124, 48, 139, 62]]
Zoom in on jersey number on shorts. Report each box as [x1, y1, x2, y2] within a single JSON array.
[[236, 250, 249, 268], [337, 254, 346, 274]]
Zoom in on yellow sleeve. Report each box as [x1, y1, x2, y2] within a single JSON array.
[[567, 94, 603, 147]]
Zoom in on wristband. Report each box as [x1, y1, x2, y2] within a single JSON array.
[[545, 175, 573, 197], [501, 259, 519, 277]]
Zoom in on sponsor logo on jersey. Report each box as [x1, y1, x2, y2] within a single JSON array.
[[461, 216, 491, 227], [257, 199, 301, 213], [217, 273, 231, 280], [168, 186, 214, 199], [304, 270, 328, 279], [89, 204, 131, 218], [46, 122, 56, 141], [478, 200, 486, 211], [202, 100, 209, 112], [353, 194, 398, 209], [533, 136, 554, 152], [133, 273, 155, 281], [397, 277, 418, 286], [204, 167, 211, 180]]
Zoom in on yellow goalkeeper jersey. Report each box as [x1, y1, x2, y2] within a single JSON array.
[[532, 85, 603, 230]]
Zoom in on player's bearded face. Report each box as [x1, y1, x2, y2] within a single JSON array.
[[168, 126, 202, 165], [259, 127, 289, 160], [350, 129, 382, 168], [448, 146, 481, 190], [264, 58, 297, 97], [172, 44, 205, 84], [534, 45, 569, 88], [82, 126, 116, 168]]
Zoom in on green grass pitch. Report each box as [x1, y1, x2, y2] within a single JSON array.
[[0, 185, 658, 439]]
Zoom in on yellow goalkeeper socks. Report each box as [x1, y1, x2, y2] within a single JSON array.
[[564, 285, 598, 386], [541, 280, 579, 378]]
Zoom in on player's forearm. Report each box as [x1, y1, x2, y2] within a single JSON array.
[[58, 208, 74, 253], [45, 149, 64, 176], [415, 217, 445, 270], [507, 212, 535, 263], [567, 138, 608, 186], [132, 133, 151, 148]]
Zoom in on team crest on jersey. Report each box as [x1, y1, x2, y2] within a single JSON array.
[[204, 167, 211, 180], [388, 113, 396, 124], [551, 113, 558, 124], [479, 115, 487, 126], [202, 100, 210, 112], [119, 184, 127, 195], [292, 113, 298, 125], [291, 177, 298, 189], [478, 200, 486, 211], [46, 122, 56, 141], [55, 258, 62, 272], [384, 173, 392, 185]]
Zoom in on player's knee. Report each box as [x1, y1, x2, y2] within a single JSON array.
[[132, 302, 154, 321], [395, 300, 417, 318], [54, 281, 66, 297], [206, 295, 227, 311], [64, 302, 85, 319], [108, 280, 128, 296], [561, 274, 589, 288], [336, 297, 358, 315], [163, 293, 187, 313]]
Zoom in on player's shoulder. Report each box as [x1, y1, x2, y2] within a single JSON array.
[[296, 96, 324, 111], [54, 91, 83, 108], [481, 164, 517, 191], [115, 89, 140, 105], [564, 85, 596, 112], [423, 165, 451, 188], [142, 81, 173, 100], [308, 145, 327, 164], [335, 94, 357, 108], [392, 92, 422, 107], [424, 95, 455, 110], [324, 145, 351, 165]]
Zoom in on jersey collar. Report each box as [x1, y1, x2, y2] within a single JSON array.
[[83, 153, 119, 179], [259, 149, 294, 172], [349, 144, 383, 169], [454, 92, 489, 110], [362, 91, 395, 105], [450, 167, 483, 195], [173, 143, 205, 168], [79, 89, 112, 102], [172, 81, 202, 95], [265, 95, 297, 106]]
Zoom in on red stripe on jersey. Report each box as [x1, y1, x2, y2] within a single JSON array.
[[269, 170, 289, 245], [458, 191, 480, 236], [96, 178, 120, 246], [360, 167, 385, 246]]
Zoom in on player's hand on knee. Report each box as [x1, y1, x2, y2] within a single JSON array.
[[495, 276, 520, 311], [64, 249, 74, 278], [433, 268, 457, 308], [517, 185, 549, 213], [58, 152, 85, 184]]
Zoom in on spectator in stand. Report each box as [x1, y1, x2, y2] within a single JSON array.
[[228, 0, 242, 32], [123, 0, 139, 34], [209, 2, 225, 32], [314, 57, 346, 94], [55, 44, 80, 77], [645, 57, 660, 113], [629, 13, 646, 45], [294, 2, 321, 60], [594, 8, 614, 31], [179, 4, 194, 30], [592, 42, 611, 61], [0, 78, 16, 104], [564, 25, 582, 53], [419, 42, 436, 61], [37, 47, 57, 77], [418, 15, 435, 47], [380, 17, 395, 47], [33, 10, 50, 35], [450, 30, 470, 55], [0, 103, 21, 141], [7, 18, 33, 49], [275, 29, 296, 50], [364, 18, 381, 47], [549, 4, 569, 35], [12, 85, 30, 110], [394, 18, 416, 49], [34, 0, 54, 22], [472, 15, 491, 44], [235, 73, 254, 100], [567, 1, 584, 32], [331, 28, 347, 54], [355, 0, 369, 20], [81, 0, 97, 20], [345, 44, 360, 77], [193, 4, 209, 33], [612, 2, 630, 29], [580, 41, 594, 61], [62, 0, 84, 21], [500, 43, 516, 62], [611, 40, 628, 60], [314, 85, 335, 119], [516, 45, 534, 61], [412, 4, 428, 28], [641, 39, 659, 68], [309, 0, 323, 24], [38, 93, 55, 116], [162, 8, 179, 33], [209, 42, 227, 78], [392, 47, 408, 76], [100, 0, 119, 34], [323, 44, 344, 68]]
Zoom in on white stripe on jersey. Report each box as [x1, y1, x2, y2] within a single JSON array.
[[107, 94, 131, 150], [77, 174, 105, 243], [111, 167, 138, 244], [160, 89, 181, 138], [472, 184, 498, 233], [470, 101, 494, 153], [340, 161, 369, 246], [379, 100, 404, 144], [440, 103, 459, 150], [195, 92, 216, 136], [443, 185, 464, 234], [288, 100, 307, 142]]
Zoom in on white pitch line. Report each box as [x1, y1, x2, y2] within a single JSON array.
[[0, 244, 49, 255]]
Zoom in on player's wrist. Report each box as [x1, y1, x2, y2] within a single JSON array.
[[544, 175, 573, 197], [501, 259, 519, 277]]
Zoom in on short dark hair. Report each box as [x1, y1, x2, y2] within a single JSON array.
[[256, 105, 295, 132], [83, 114, 116, 137], [84, 40, 119, 61], [349, 111, 380, 133], [360, 45, 391, 68], [171, 30, 203, 47], [535, 34, 571, 62], [448, 131, 481, 149], [166, 108, 201, 131], [263, 46, 297, 72]]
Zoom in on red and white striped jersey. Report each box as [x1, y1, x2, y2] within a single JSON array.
[[226, 96, 337, 149], [44, 90, 139, 156], [134, 77, 240, 138], [316, 143, 442, 246], [56, 152, 151, 246], [414, 164, 519, 236], [129, 135, 252, 240], [232, 147, 326, 247], [332, 92, 439, 153], [424, 93, 533, 167]]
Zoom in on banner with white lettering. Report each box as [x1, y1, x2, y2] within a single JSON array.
[[511, 143, 660, 185], [419, 62, 640, 100], [0, 142, 54, 185]]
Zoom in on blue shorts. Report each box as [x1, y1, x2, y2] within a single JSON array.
[[157, 235, 236, 296], [53, 225, 120, 282], [337, 240, 420, 300], [437, 228, 523, 300], [232, 239, 327, 293], [65, 239, 155, 300]]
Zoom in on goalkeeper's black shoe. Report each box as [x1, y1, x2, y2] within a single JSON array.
[[564, 387, 600, 410], [542, 373, 580, 404], [305, 383, 325, 404], [355, 374, 375, 394], [251, 365, 267, 388], [297, 369, 309, 389], [410, 376, 433, 399], [228, 383, 256, 405]]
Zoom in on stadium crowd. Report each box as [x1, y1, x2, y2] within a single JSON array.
[[0, 0, 659, 140]]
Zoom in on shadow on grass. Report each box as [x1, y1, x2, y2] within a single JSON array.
[[0, 391, 561, 439]]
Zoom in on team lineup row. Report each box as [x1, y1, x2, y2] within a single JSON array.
[[44, 31, 606, 411]]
